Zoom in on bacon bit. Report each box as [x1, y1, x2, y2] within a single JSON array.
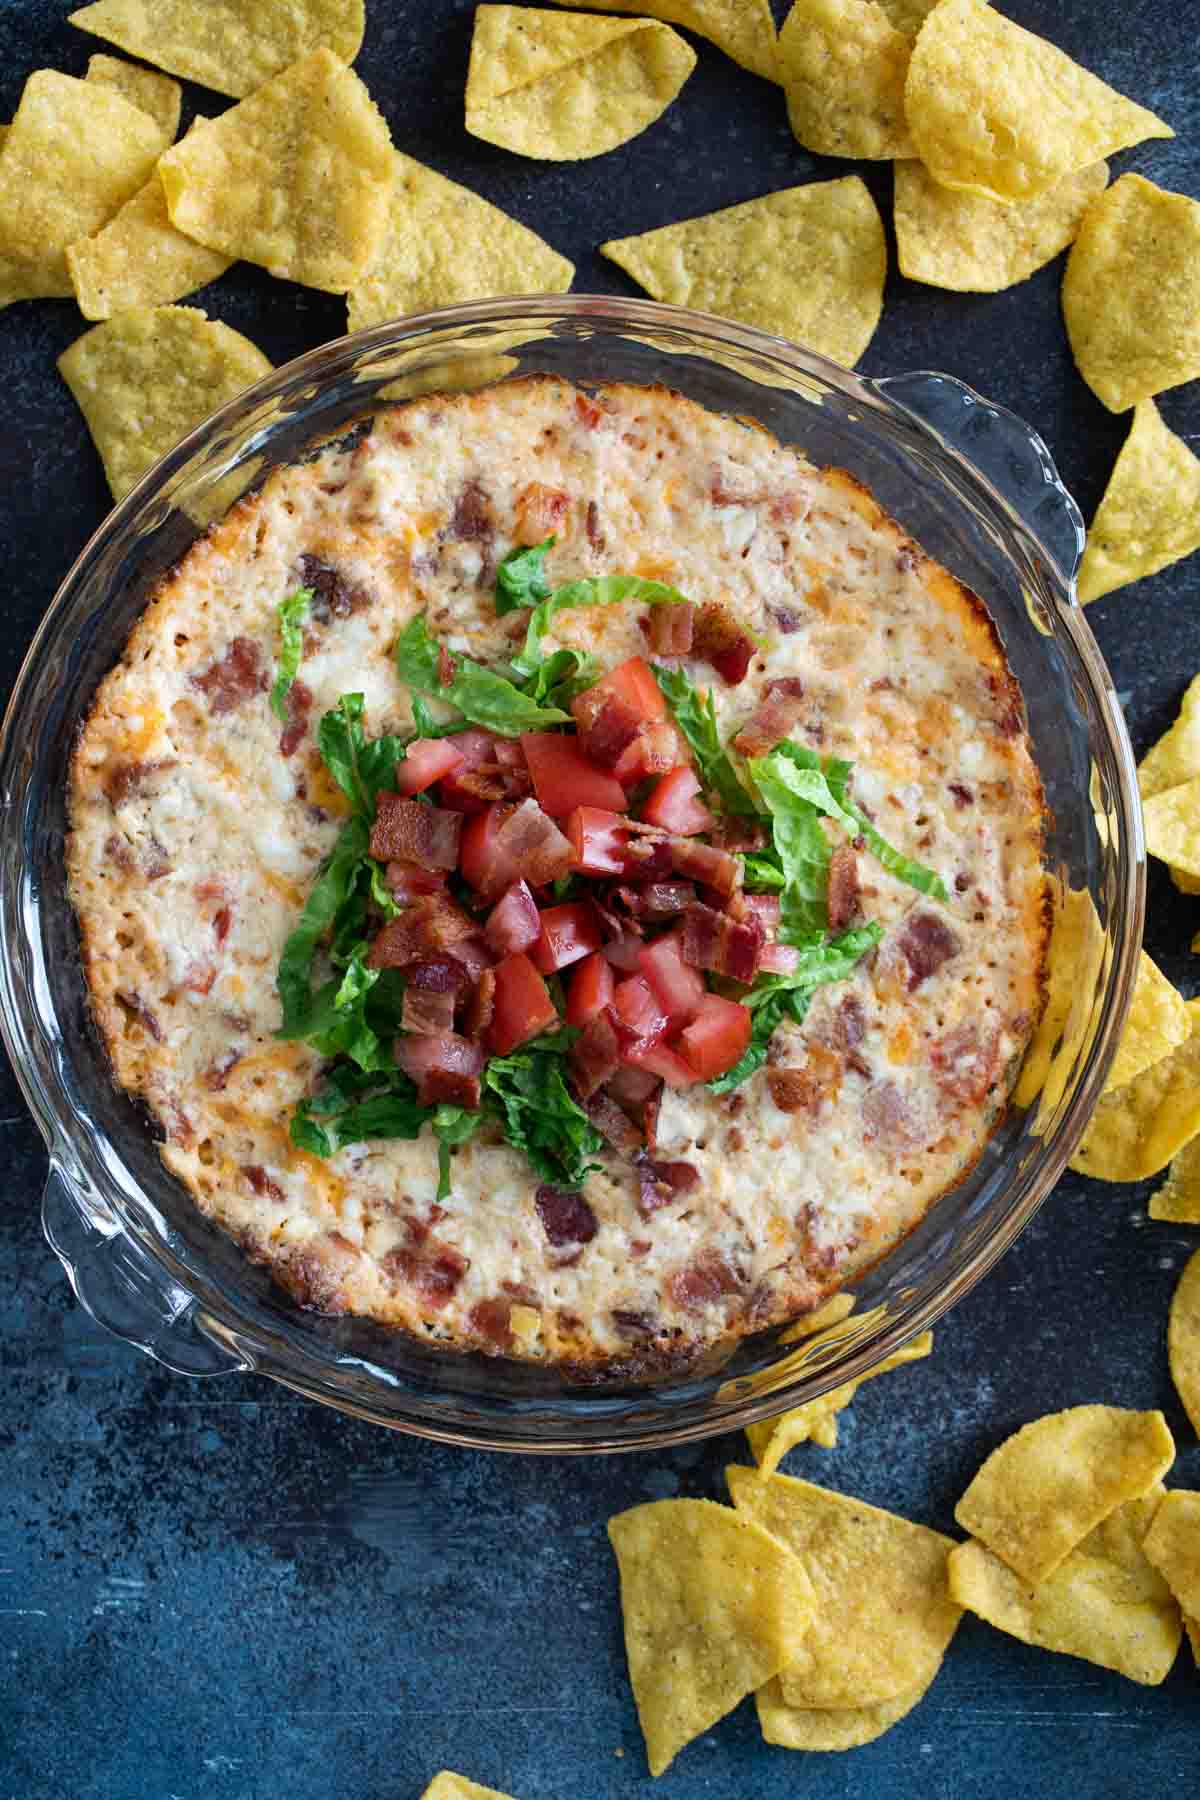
[[385, 1231, 469, 1308], [575, 393, 604, 430], [635, 1153, 699, 1219], [827, 844, 861, 932], [368, 895, 479, 968], [646, 602, 695, 656], [897, 911, 961, 989], [202, 1048, 242, 1092], [642, 1085, 662, 1152], [279, 679, 313, 757], [370, 793, 462, 869], [386, 861, 448, 904], [494, 798, 574, 891], [569, 1009, 622, 1099], [862, 1078, 925, 1149], [681, 901, 764, 982], [572, 687, 642, 770], [612, 1307, 657, 1337], [192, 637, 267, 715], [585, 499, 605, 551], [447, 937, 495, 985], [668, 1250, 743, 1312], [988, 672, 1023, 738], [732, 677, 808, 757], [633, 880, 696, 918], [445, 479, 494, 544], [606, 1063, 660, 1108], [712, 817, 768, 853], [103, 757, 176, 807], [768, 604, 803, 634], [514, 481, 570, 545], [948, 781, 974, 808], [535, 1185, 598, 1249], [931, 1022, 1001, 1104], [693, 602, 755, 685], [768, 1046, 843, 1116], [402, 959, 467, 1036], [182, 961, 217, 996], [241, 1164, 285, 1203], [104, 833, 135, 872], [299, 553, 373, 620], [584, 1090, 643, 1152], [460, 967, 496, 1041], [667, 837, 739, 899], [395, 1032, 484, 1108], [469, 1297, 514, 1349], [618, 829, 675, 884], [115, 989, 162, 1042]]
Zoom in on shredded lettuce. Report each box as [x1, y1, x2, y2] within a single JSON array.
[[494, 535, 555, 615], [269, 586, 312, 721], [768, 742, 948, 902], [394, 614, 571, 734], [651, 663, 760, 816]]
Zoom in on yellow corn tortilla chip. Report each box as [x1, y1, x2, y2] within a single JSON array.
[[745, 1330, 933, 1471], [420, 1776, 518, 1800], [949, 1488, 1182, 1686], [1140, 675, 1200, 801], [1169, 1250, 1200, 1437], [895, 158, 1108, 293], [59, 305, 272, 503], [955, 1405, 1175, 1585], [602, 177, 885, 367], [1063, 173, 1200, 414], [465, 5, 696, 161], [0, 71, 163, 305], [727, 1466, 961, 1709], [85, 52, 180, 140], [1078, 401, 1200, 603], [608, 1497, 816, 1778], [157, 48, 391, 293], [905, 0, 1172, 204], [67, 124, 232, 320], [755, 1663, 937, 1751], [778, 0, 918, 160], [1143, 783, 1200, 879], [1070, 999, 1200, 1182], [69, 0, 365, 100], [0, 125, 7, 151], [1012, 881, 1106, 1122], [346, 151, 573, 331], [542, 0, 778, 83], [1150, 1134, 1200, 1225], [1143, 1489, 1200, 1618], [1103, 951, 1189, 1094]]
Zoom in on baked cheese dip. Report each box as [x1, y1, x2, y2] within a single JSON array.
[[68, 378, 1047, 1376]]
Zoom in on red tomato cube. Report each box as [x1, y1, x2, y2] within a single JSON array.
[[612, 974, 669, 1048], [638, 930, 707, 1026], [641, 766, 714, 835], [484, 880, 541, 956], [394, 737, 466, 795], [678, 994, 752, 1081], [593, 655, 668, 721], [566, 951, 615, 1027], [530, 902, 604, 974], [488, 952, 559, 1055], [459, 803, 516, 897], [565, 805, 628, 876], [520, 733, 627, 817], [623, 1040, 698, 1088]]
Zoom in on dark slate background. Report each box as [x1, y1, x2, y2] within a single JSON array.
[[2, 2, 1199, 1795]]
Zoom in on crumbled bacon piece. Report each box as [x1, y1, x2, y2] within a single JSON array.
[[575, 393, 604, 430], [460, 967, 496, 1041], [732, 677, 808, 757], [862, 1079, 925, 1148], [469, 1297, 514, 1349], [436, 644, 458, 689], [897, 911, 961, 989], [711, 817, 767, 853], [635, 1153, 700, 1218], [367, 895, 479, 968], [612, 1308, 657, 1338], [931, 1022, 1001, 1103], [645, 602, 695, 656], [571, 687, 643, 770], [445, 479, 494, 544], [827, 844, 861, 932], [202, 1048, 242, 1092], [514, 481, 570, 545], [631, 880, 696, 918], [666, 837, 739, 899], [103, 758, 176, 807], [386, 861, 447, 904], [395, 1032, 484, 1107], [668, 1250, 743, 1312], [192, 637, 267, 715], [585, 499, 604, 550], [279, 679, 313, 757], [241, 1164, 285, 1203], [569, 1009, 622, 1099], [693, 602, 755, 685], [370, 793, 462, 869], [948, 781, 974, 808], [489, 799, 574, 894], [402, 958, 468, 1036], [298, 554, 372, 620], [584, 1090, 643, 1151], [767, 1047, 843, 1116], [385, 1231, 469, 1308], [535, 1185, 597, 1251], [681, 901, 764, 982], [213, 906, 233, 944]]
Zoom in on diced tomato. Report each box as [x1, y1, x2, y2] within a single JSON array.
[[459, 804, 515, 897], [520, 732, 627, 816], [612, 975, 669, 1048], [638, 930, 706, 1026], [641, 766, 714, 836], [488, 952, 559, 1055], [624, 1040, 698, 1089], [394, 737, 466, 795], [566, 951, 615, 1027], [592, 656, 667, 722], [530, 902, 603, 974], [566, 805, 628, 876], [678, 994, 751, 1081], [613, 718, 685, 785], [484, 879, 541, 956], [602, 935, 645, 972]]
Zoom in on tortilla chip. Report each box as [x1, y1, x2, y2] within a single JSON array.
[[68, 0, 365, 99], [157, 48, 391, 293], [1143, 1489, 1200, 1620], [1143, 782, 1200, 880], [67, 123, 232, 320], [895, 158, 1107, 293], [1077, 401, 1200, 606], [1140, 676, 1200, 802], [949, 1488, 1182, 1686], [777, 0, 920, 160], [755, 1663, 937, 1750], [85, 52, 180, 140], [1103, 951, 1189, 1094], [608, 1497, 816, 1777], [1012, 882, 1106, 1121], [602, 177, 885, 367], [1063, 173, 1200, 413], [420, 1777, 517, 1800], [727, 1466, 961, 1709], [0, 126, 7, 151], [542, 0, 778, 83], [1150, 1135, 1200, 1224], [0, 71, 163, 305], [905, 0, 1172, 204], [346, 151, 573, 331], [59, 305, 272, 502], [1169, 1250, 1200, 1437], [745, 1330, 933, 1471], [1070, 999, 1200, 1182], [465, 5, 696, 161], [955, 1406, 1176, 1585]]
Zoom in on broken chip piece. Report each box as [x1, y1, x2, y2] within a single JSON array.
[[346, 151, 573, 331], [465, 4, 696, 161], [157, 47, 392, 293], [895, 158, 1108, 293], [58, 304, 272, 502], [954, 1405, 1176, 1585], [1168, 1250, 1200, 1437], [1063, 174, 1200, 414], [1077, 402, 1200, 603], [608, 1497, 815, 1776], [904, 0, 1171, 203], [68, 0, 365, 99], [601, 177, 885, 366], [1070, 1001, 1200, 1183], [1139, 674, 1200, 801]]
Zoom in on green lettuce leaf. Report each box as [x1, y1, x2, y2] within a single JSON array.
[[483, 1041, 603, 1190], [431, 1104, 487, 1201], [269, 587, 312, 722], [770, 742, 948, 902], [747, 753, 834, 944], [275, 816, 370, 1035], [510, 574, 688, 686], [394, 614, 570, 735], [494, 535, 554, 615], [651, 663, 760, 816], [316, 693, 405, 818]]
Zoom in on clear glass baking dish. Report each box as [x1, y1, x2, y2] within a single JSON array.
[[0, 296, 1143, 1452]]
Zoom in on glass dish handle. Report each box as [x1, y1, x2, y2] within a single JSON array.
[[42, 1160, 249, 1377], [872, 370, 1085, 591]]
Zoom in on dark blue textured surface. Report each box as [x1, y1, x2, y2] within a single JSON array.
[[2, 2, 1199, 1795]]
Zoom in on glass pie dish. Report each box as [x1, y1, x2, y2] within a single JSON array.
[[0, 296, 1143, 1453]]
